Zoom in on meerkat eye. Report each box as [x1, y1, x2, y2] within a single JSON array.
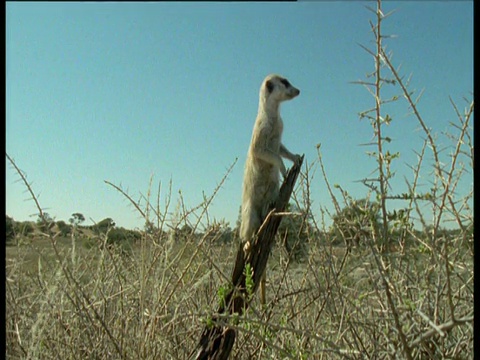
[[280, 79, 291, 88], [266, 80, 274, 93]]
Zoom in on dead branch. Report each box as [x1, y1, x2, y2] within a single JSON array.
[[191, 155, 304, 360]]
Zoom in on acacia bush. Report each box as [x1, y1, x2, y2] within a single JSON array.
[[277, 203, 312, 262], [92, 217, 116, 234], [329, 197, 381, 248], [107, 227, 142, 244]]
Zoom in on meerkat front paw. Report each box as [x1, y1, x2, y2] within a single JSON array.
[[243, 240, 252, 254]]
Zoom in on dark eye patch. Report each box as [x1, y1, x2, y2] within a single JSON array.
[[266, 80, 274, 93], [280, 79, 291, 88]]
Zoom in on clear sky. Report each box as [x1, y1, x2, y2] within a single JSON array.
[[6, 2, 473, 231]]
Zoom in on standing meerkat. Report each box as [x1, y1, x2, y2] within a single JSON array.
[[240, 74, 301, 305]]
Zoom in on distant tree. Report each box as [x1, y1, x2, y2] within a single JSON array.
[[107, 227, 141, 245], [36, 212, 55, 232], [330, 198, 381, 248], [106, 227, 127, 243], [144, 220, 155, 234], [69, 213, 85, 227], [278, 203, 311, 261], [180, 224, 193, 235], [466, 221, 473, 246], [15, 221, 35, 237], [204, 219, 234, 244], [234, 205, 242, 239], [56, 220, 72, 237], [6, 215, 16, 243], [235, 202, 311, 260], [144, 221, 168, 242], [37, 212, 53, 223], [93, 218, 116, 234], [169, 223, 194, 243]]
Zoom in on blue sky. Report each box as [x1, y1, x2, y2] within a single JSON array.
[[6, 2, 473, 231]]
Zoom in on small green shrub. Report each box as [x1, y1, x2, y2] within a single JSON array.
[[56, 220, 72, 237], [6, 215, 16, 243]]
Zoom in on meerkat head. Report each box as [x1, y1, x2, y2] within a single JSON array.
[[261, 74, 300, 104]]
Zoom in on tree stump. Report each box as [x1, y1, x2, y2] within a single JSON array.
[[191, 155, 304, 360]]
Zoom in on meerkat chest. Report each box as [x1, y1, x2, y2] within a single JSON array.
[[249, 114, 284, 155], [260, 115, 283, 138], [267, 116, 283, 146], [271, 116, 283, 135]]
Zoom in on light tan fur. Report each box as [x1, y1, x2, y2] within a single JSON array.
[[240, 74, 301, 305]]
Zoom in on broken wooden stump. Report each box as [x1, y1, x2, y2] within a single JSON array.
[[191, 155, 304, 360]]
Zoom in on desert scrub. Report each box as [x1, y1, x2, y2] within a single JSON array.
[[5, 1, 472, 358]]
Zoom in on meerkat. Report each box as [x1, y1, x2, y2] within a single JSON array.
[[240, 74, 301, 305]]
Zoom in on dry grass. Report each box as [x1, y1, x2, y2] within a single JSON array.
[[5, 219, 473, 359]]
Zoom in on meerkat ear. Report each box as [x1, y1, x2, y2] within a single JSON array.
[[266, 80, 274, 93]]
